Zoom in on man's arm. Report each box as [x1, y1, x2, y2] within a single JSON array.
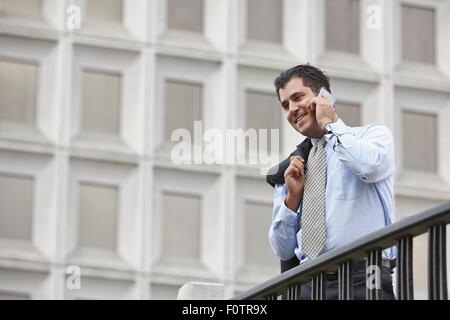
[[268, 157, 305, 261], [268, 184, 301, 261], [311, 95, 395, 184], [325, 120, 395, 183]]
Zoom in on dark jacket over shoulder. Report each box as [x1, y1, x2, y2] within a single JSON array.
[[266, 138, 312, 272]]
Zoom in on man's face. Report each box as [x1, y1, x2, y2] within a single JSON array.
[[278, 77, 323, 138]]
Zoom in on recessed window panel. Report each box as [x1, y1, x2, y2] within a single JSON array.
[[402, 111, 437, 173], [325, 0, 360, 54], [78, 183, 118, 250], [161, 192, 201, 262], [402, 5, 435, 64], [247, 0, 282, 43], [0, 60, 37, 126], [167, 0, 203, 33], [85, 0, 123, 23], [246, 90, 282, 154], [337, 102, 361, 127], [164, 80, 202, 142], [0, 291, 30, 300], [81, 70, 121, 136], [244, 201, 278, 268], [0, 175, 33, 241], [0, 0, 42, 19]]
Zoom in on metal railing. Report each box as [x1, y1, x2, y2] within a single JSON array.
[[233, 200, 450, 300]]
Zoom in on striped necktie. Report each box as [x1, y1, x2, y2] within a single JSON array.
[[301, 138, 327, 260]]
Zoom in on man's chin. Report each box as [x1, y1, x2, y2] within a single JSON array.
[[295, 124, 309, 136], [296, 129, 310, 138], [290, 122, 312, 137]]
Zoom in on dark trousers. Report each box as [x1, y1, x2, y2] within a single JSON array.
[[299, 264, 395, 300]]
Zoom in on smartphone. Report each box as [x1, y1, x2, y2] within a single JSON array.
[[317, 87, 336, 107]]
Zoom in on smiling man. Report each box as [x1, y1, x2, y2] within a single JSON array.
[[267, 64, 396, 300]]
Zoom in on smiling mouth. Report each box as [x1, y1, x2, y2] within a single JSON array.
[[296, 114, 306, 124]]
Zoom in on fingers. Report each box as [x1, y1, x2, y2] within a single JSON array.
[[288, 165, 300, 177], [288, 156, 305, 177], [291, 161, 304, 175], [297, 97, 331, 114], [311, 96, 331, 111], [306, 97, 316, 112], [290, 156, 304, 163], [290, 156, 304, 169], [312, 96, 338, 126], [315, 95, 330, 105]]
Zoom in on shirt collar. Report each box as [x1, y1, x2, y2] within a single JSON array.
[[310, 137, 328, 148]]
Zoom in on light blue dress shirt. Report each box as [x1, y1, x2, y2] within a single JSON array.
[[268, 119, 396, 263]]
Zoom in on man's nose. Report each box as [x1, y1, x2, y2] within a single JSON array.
[[288, 101, 303, 115], [288, 101, 298, 113]]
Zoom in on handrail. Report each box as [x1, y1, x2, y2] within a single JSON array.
[[232, 200, 450, 300]]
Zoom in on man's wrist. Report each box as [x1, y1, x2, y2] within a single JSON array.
[[322, 119, 336, 134], [285, 193, 302, 212]]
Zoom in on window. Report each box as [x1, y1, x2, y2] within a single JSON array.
[[337, 102, 361, 127], [325, 0, 360, 54], [164, 80, 202, 142], [244, 201, 278, 268], [402, 111, 437, 173], [247, 0, 282, 43], [78, 183, 118, 250], [245, 90, 282, 153], [0, 0, 42, 19], [0, 292, 30, 300], [161, 192, 200, 262], [0, 60, 37, 126], [81, 70, 121, 136], [0, 175, 33, 241], [85, 0, 123, 24], [401, 5, 435, 64], [167, 0, 204, 33]]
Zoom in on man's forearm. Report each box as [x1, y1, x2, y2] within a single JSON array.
[[285, 192, 302, 212]]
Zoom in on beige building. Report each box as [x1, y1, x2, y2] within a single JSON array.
[[0, 0, 449, 299]]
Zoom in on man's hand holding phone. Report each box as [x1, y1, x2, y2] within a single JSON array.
[[310, 88, 338, 130]]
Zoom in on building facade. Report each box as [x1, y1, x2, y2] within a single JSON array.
[[0, 0, 449, 299]]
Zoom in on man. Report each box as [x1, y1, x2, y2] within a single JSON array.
[[267, 64, 395, 299]]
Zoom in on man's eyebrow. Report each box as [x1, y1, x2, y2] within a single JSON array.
[[290, 91, 305, 98], [281, 91, 304, 108], [284, 91, 304, 102]]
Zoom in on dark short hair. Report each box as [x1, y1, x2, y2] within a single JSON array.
[[274, 64, 331, 101]]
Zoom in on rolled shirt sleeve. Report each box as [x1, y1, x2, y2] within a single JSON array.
[[268, 184, 301, 261]]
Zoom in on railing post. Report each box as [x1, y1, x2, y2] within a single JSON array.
[[397, 236, 414, 300], [311, 272, 326, 300], [428, 224, 448, 300], [266, 294, 277, 300], [338, 260, 353, 300], [367, 249, 383, 300], [285, 284, 300, 300]]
